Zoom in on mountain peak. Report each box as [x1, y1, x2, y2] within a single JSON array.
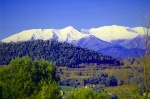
[[63, 26, 75, 30]]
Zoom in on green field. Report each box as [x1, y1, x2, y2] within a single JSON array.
[[60, 86, 74, 91]]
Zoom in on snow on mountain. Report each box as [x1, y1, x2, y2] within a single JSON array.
[[132, 27, 148, 36], [2, 26, 90, 43], [40, 29, 56, 40], [80, 29, 91, 34], [56, 26, 90, 42], [2, 29, 42, 42], [89, 25, 139, 42], [2, 25, 146, 43]]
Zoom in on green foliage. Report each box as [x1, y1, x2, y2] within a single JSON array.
[[66, 88, 110, 99], [0, 40, 123, 67], [0, 56, 61, 99], [38, 82, 61, 99]]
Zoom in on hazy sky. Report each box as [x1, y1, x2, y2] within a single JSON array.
[[0, 0, 150, 40]]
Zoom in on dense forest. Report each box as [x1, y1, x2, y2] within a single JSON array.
[[0, 40, 123, 67]]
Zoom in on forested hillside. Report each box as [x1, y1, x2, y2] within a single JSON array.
[[0, 40, 123, 67]]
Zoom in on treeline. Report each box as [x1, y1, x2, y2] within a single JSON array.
[[0, 40, 123, 67]]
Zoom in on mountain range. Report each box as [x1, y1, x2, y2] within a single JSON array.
[[1, 25, 149, 58]]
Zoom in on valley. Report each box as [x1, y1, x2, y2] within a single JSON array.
[[57, 59, 144, 98]]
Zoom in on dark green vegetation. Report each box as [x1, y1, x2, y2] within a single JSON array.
[[0, 57, 61, 99], [0, 40, 123, 67]]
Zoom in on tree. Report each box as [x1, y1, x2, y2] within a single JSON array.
[[0, 56, 61, 99], [122, 15, 150, 99], [131, 15, 150, 99], [141, 14, 150, 99], [108, 76, 118, 86], [38, 82, 61, 99]]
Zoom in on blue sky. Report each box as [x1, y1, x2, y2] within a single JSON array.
[[0, 0, 150, 40]]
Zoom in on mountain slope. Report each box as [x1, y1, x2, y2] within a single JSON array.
[[111, 36, 150, 49], [76, 35, 112, 51], [99, 45, 145, 58], [0, 40, 123, 66]]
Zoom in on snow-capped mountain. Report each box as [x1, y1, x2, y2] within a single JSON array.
[[1, 25, 148, 58], [2, 26, 90, 43], [89, 25, 138, 41]]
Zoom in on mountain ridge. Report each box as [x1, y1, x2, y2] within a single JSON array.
[[2, 25, 146, 43], [1, 25, 148, 58]]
